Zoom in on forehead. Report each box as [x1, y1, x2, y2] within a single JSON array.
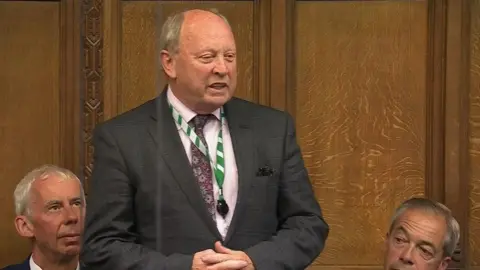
[[179, 11, 235, 50], [393, 209, 447, 247], [31, 174, 81, 201]]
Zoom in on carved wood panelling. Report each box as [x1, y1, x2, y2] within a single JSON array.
[[60, 0, 82, 183], [443, 0, 472, 267], [469, 0, 480, 266], [82, 0, 103, 191], [80, 0, 477, 268], [0, 1, 61, 266], [295, 1, 427, 267]]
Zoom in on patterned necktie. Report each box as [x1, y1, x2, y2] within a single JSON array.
[[190, 114, 216, 221]]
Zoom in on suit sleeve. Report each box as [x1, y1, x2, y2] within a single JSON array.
[[80, 125, 193, 270], [245, 113, 330, 269]]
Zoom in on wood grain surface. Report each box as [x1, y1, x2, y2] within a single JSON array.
[[295, 1, 427, 266], [0, 1, 61, 267]]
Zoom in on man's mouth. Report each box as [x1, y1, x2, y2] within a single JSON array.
[[209, 83, 228, 89], [59, 233, 80, 238]]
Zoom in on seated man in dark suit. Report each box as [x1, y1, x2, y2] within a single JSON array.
[[2, 165, 85, 270], [384, 197, 460, 270]]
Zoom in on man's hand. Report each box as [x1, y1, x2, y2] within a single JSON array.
[[200, 241, 255, 270], [193, 248, 248, 270]]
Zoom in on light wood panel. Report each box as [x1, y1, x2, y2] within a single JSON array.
[[0, 1, 61, 266], [119, 1, 254, 113], [469, 0, 480, 266], [295, 1, 428, 267]]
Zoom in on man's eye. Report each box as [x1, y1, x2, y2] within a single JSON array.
[[49, 205, 60, 211], [224, 54, 235, 62], [200, 55, 214, 61], [419, 247, 434, 258], [394, 237, 406, 244]]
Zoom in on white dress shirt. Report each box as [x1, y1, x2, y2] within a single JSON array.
[[167, 88, 238, 239], [29, 256, 80, 270]]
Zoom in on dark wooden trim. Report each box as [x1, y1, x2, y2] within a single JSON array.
[[268, 0, 285, 110], [59, 0, 82, 179], [425, 0, 447, 203], [0, 0, 60, 1], [444, 0, 472, 267], [120, 0, 253, 1], [254, 0, 295, 112], [268, 0, 295, 113], [103, 0, 121, 119], [284, 0, 295, 116], [459, 0, 472, 266], [82, 0, 104, 192], [253, 0, 271, 106]]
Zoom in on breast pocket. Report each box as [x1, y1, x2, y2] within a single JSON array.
[[247, 174, 279, 207]]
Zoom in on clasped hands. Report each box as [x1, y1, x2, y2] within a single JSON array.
[[192, 241, 254, 270]]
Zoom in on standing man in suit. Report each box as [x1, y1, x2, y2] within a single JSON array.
[[384, 198, 460, 270], [81, 8, 329, 270], [2, 165, 85, 270]]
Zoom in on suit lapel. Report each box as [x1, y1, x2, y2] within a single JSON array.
[[147, 90, 222, 239], [223, 100, 256, 243], [23, 256, 30, 270]]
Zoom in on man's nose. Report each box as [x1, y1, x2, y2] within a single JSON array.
[[63, 206, 79, 224], [399, 246, 415, 265], [213, 58, 228, 76]]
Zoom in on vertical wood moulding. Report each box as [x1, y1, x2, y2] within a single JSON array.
[[253, 0, 271, 106], [82, 0, 104, 192], [268, 0, 285, 110], [425, 0, 447, 203], [267, 0, 296, 112], [444, 0, 472, 267], [103, 0, 121, 119], [457, 0, 472, 267], [284, 0, 296, 116], [59, 0, 82, 178]]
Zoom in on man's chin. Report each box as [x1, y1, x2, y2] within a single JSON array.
[[203, 95, 232, 108], [61, 245, 81, 256], [388, 265, 413, 270]]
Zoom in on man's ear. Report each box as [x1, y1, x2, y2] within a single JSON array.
[[439, 257, 451, 270], [14, 215, 34, 238], [160, 50, 176, 79]]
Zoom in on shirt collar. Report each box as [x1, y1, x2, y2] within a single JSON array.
[[30, 256, 80, 270], [166, 86, 221, 130]]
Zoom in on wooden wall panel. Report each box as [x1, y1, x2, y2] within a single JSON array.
[[0, 1, 60, 266], [443, 0, 471, 267], [119, 1, 254, 113], [469, 0, 480, 266], [295, 2, 427, 267]]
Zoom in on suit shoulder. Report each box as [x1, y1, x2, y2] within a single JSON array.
[[1, 262, 28, 270], [95, 98, 156, 132], [229, 97, 291, 120]]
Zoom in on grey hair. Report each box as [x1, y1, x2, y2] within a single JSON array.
[[158, 8, 231, 55], [389, 197, 460, 258], [14, 164, 85, 216]]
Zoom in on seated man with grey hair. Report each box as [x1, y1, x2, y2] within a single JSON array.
[[2, 165, 85, 270], [384, 197, 460, 270]]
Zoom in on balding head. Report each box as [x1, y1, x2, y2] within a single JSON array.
[[159, 9, 231, 54], [160, 8, 237, 114]]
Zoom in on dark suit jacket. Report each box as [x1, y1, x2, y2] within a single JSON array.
[[81, 91, 329, 269], [1, 258, 29, 270]]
